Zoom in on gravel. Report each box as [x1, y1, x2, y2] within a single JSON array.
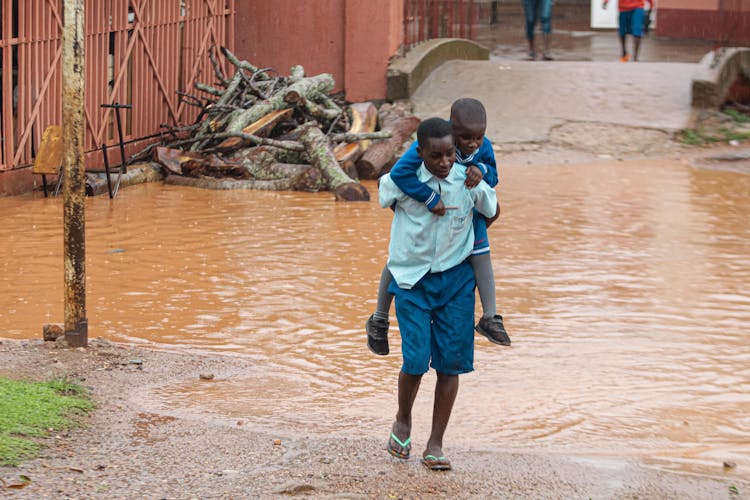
[[1, 338, 746, 499]]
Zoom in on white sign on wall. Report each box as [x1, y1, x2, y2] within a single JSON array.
[[591, 0, 619, 29]]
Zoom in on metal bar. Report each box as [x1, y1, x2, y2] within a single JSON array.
[[62, 0, 87, 348], [469, 0, 475, 40], [101, 141, 113, 198]]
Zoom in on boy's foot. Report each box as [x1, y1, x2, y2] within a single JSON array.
[[475, 315, 511, 346], [542, 53, 554, 61], [387, 421, 411, 459], [526, 51, 536, 61], [619, 54, 630, 62], [366, 315, 389, 355], [422, 445, 451, 471]]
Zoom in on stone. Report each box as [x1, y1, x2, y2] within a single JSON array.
[[199, 373, 215, 380], [43, 323, 64, 341]]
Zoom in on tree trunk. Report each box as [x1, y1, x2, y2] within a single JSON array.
[[215, 108, 293, 151], [222, 73, 335, 136], [356, 102, 420, 180], [298, 123, 369, 201]]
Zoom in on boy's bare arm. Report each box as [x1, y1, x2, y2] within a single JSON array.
[[486, 202, 501, 228]]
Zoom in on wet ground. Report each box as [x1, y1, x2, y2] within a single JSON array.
[[1, 158, 749, 480], [474, 2, 715, 63]]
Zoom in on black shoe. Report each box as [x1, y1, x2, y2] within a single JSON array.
[[366, 315, 389, 355], [475, 315, 511, 346]]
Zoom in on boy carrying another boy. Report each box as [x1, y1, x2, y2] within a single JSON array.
[[378, 118, 499, 470], [367, 98, 510, 355]]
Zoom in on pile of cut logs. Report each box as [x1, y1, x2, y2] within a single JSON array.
[[146, 47, 420, 201]]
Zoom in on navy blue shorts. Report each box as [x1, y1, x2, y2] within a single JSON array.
[[389, 261, 476, 376], [472, 211, 490, 256], [619, 8, 644, 37]]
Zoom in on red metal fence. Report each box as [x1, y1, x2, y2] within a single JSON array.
[[403, 0, 479, 49], [0, 0, 235, 172]]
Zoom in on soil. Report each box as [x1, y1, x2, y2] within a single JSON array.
[[2, 127, 749, 498], [1, 337, 747, 499]]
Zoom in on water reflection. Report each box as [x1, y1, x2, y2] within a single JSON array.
[[1, 160, 748, 477]]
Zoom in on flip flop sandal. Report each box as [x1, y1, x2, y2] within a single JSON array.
[[421, 454, 452, 471], [387, 433, 411, 460]]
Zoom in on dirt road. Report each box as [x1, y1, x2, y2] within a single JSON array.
[[1, 337, 746, 499]]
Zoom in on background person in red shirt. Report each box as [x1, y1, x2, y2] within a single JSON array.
[[602, 0, 654, 62]]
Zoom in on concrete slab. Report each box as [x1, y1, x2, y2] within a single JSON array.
[[410, 59, 699, 144]]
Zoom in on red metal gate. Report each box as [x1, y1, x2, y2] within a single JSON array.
[[0, 0, 235, 172], [403, 0, 478, 49]]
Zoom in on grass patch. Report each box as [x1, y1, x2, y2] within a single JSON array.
[[723, 107, 750, 124], [679, 127, 750, 146], [0, 377, 95, 466]]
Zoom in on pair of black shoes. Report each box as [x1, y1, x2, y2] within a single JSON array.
[[366, 314, 511, 355]]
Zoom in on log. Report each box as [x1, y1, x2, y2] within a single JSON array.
[[356, 102, 420, 180], [334, 102, 379, 180], [164, 164, 322, 192], [215, 108, 293, 151], [154, 147, 250, 179], [222, 73, 335, 137], [297, 123, 369, 201]]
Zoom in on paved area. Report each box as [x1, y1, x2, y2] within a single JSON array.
[[410, 2, 718, 145], [411, 59, 699, 144]]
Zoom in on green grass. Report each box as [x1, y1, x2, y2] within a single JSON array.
[[723, 108, 750, 124], [0, 377, 95, 466], [679, 127, 750, 146]]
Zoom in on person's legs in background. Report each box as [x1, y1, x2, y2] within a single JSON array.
[[540, 0, 553, 60], [523, 0, 539, 59]]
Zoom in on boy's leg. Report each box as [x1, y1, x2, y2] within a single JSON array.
[[421, 262, 473, 470], [423, 372, 459, 465], [366, 264, 392, 355], [470, 217, 510, 346], [629, 8, 644, 61], [470, 253, 497, 318], [375, 264, 394, 321], [633, 36, 642, 61], [388, 277, 433, 459], [618, 11, 630, 61], [389, 370, 422, 458]]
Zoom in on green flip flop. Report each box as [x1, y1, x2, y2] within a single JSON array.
[[421, 454, 452, 471], [387, 432, 411, 459]]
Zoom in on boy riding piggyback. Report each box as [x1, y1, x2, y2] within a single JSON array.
[[367, 98, 511, 355]]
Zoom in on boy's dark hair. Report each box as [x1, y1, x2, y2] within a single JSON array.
[[417, 117, 453, 148], [450, 98, 487, 126]]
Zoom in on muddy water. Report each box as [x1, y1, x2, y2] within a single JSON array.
[[1, 159, 749, 477]]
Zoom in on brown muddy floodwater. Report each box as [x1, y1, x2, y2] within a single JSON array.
[[1, 159, 749, 478]]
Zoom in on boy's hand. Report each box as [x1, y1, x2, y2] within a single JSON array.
[[430, 199, 446, 216], [465, 165, 483, 188]]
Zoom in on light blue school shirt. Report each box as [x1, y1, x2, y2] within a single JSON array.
[[379, 162, 498, 290]]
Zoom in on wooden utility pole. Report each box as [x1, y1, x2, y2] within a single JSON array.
[[62, 0, 87, 347]]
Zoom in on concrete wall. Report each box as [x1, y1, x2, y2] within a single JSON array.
[[235, 0, 404, 102], [234, 1, 347, 91], [656, 0, 750, 44]]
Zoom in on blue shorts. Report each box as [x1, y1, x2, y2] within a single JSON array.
[[389, 261, 475, 376], [619, 8, 644, 37], [472, 211, 490, 256]]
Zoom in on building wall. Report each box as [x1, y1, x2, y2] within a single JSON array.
[[656, 0, 750, 44], [235, 0, 404, 102], [234, 1, 347, 92]]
